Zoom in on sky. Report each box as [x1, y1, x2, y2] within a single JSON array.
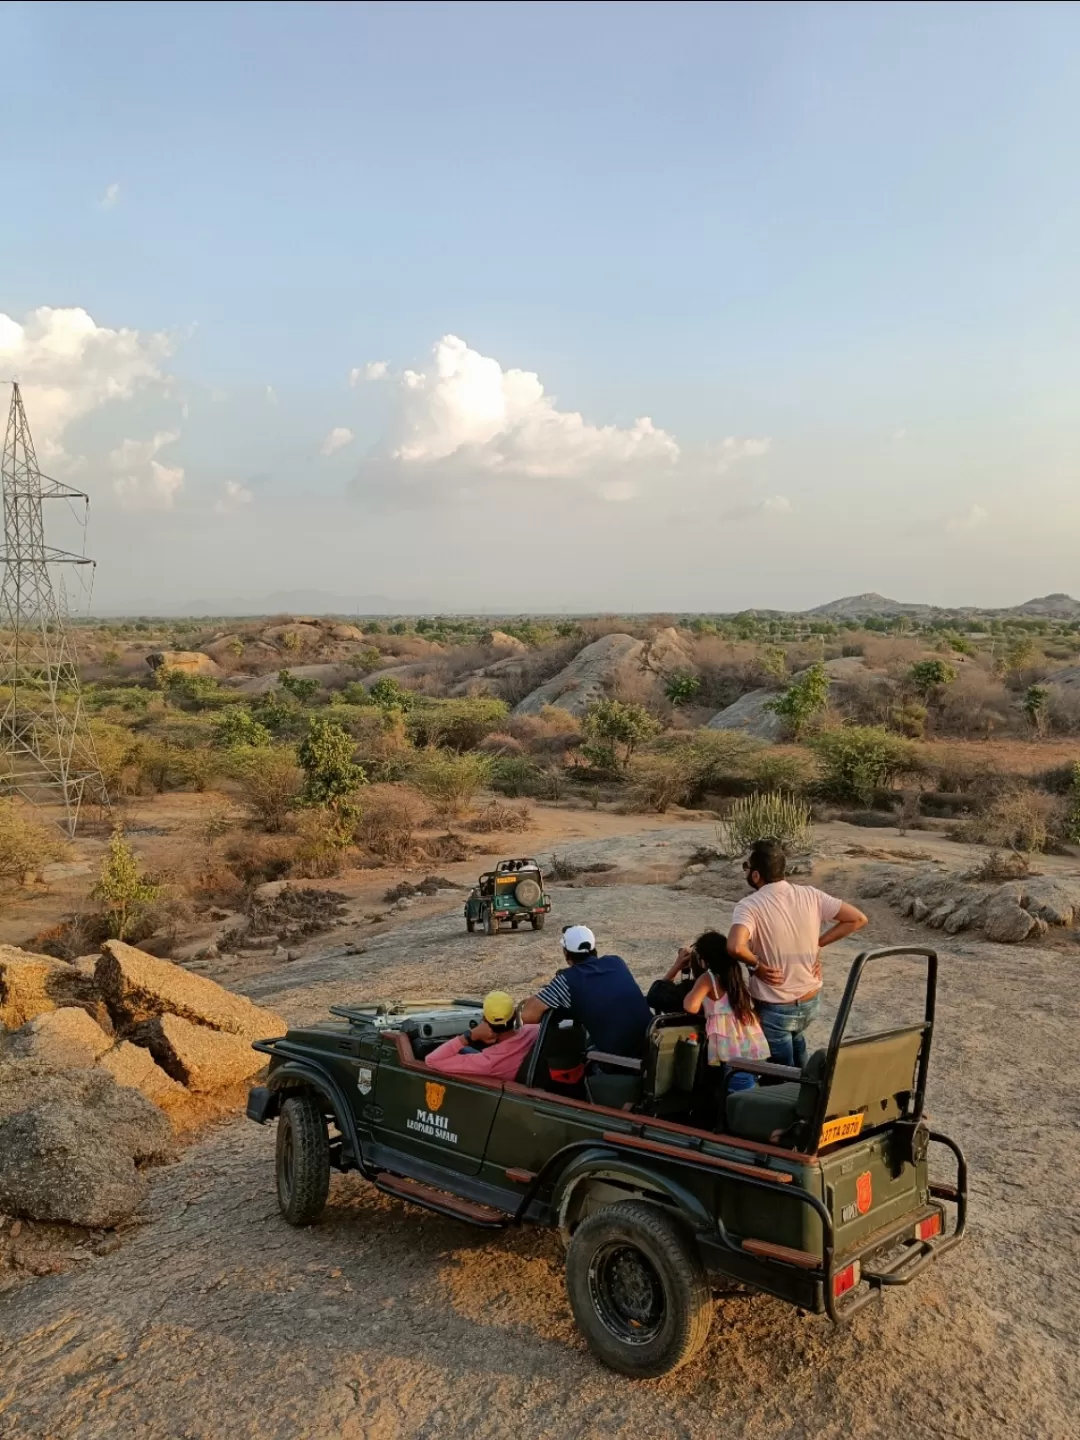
[[2, 0, 1079, 614]]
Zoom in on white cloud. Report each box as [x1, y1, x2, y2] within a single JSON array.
[[946, 503, 988, 533], [215, 480, 254, 514], [109, 430, 184, 509], [371, 333, 680, 495], [351, 360, 388, 385], [98, 182, 120, 210], [0, 306, 173, 471], [321, 426, 355, 456], [709, 436, 772, 473]]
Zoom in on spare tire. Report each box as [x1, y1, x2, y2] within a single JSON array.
[[514, 878, 541, 907]]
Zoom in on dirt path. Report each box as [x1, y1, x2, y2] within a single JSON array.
[[2, 831, 1079, 1437]]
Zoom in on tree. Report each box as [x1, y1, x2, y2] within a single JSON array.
[[213, 705, 271, 749], [229, 746, 304, 832], [663, 673, 701, 707], [765, 663, 830, 739], [92, 829, 160, 941], [1003, 635, 1036, 682], [580, 699, 661, 770], [0, 801, 69, 886], [368, 676, 416, 712], [297, 717, 366, 835], [1023, 684, 1050, 737]]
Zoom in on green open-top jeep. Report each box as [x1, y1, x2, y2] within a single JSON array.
[[463, 856, 551, 934], [247, 946, 967, 1377]]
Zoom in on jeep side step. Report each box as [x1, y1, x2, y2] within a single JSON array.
[[373, 1172, 508, 1229]]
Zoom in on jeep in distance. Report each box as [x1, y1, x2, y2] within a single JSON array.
[[463, 856, 551, 935]]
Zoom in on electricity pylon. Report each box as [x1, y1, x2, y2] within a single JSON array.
[[0, 381, 109, 835]]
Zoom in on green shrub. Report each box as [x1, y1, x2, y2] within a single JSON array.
[[0, 802, 70, 885], [228, 746, 304, 832], [92, 829, 161, 940], [810, 726, 917, 805], [407, 697, 509, 751], [580, 699, 660, 771], [213, 706, 272, 749], [369, 676, 416, 712], [664, 673, 701, 707], [489, 755, 545, 797], [747, 748, 819, 793], [907, 659, 957, 696], [765, 663, 829, 738], [716, 793, 814, 857], [297, 717, 366, 836], [409, 750, 491, 815], [277, 669, 320, 704]]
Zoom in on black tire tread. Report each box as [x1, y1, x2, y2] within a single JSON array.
[[276, 1093, 331, 1226], [565, 1200, 712, 1378]]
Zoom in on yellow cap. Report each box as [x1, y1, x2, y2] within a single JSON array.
[[483, 990, 516, 1025]]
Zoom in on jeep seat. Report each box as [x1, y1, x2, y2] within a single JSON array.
[[725, 1026, 924, 1148]]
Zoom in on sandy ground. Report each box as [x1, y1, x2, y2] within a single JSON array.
[[2, 818, 1080, 1437]]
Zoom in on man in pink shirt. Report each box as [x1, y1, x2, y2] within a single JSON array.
[[425, 991, 539, 1082], [727, 840, 867, 1068]]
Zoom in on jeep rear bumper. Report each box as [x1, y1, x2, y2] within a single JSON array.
[[697, 1130, 968, 1321]]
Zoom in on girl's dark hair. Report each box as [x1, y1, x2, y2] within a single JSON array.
[[693, 929, 755, 1025]]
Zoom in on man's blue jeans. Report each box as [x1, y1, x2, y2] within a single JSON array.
[[756, 994, 821, 1069]]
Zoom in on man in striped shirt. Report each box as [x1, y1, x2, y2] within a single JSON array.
[[520, 924, 652, 1059]]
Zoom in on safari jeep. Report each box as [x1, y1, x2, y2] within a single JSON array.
[[247, 946, 967, 1377], [463, 856, 551, 934]]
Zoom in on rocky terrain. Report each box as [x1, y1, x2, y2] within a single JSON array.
[[1, 820, 1079, 1437]]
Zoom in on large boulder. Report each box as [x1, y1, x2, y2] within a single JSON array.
[[260, 622, 324, 649], [98, 1039, 189, 1113], [0, 1061, 172, 1227], [145, 650, 223, 679], [0, 1006, 111, 1068], [96, 940, 286, 1044], [641, 627, 697, 678], [227, 662, 350, 696], [135, 1013, 266, 1092], [485, 630, 528, 654], [513, 634, 646, 716], [983, 895, 1039, 944], [0, 946, 101, 1029], [329, 623, 365, 642], [706, 688, 786, 741]]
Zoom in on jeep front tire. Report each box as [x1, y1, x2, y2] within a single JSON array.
[[276, 1093, 331, 1226], [565, 1201, 712, 1377]]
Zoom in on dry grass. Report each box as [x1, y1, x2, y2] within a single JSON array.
[[466, 800, 532, 833], [355, 783, 432, 863]]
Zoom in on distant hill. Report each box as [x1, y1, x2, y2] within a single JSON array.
[[808, 592, 1080, 621], [92, 589, 428, 618]]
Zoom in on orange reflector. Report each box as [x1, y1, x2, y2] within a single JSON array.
[[833, 1260, 861, 1298], [916, 1213, 942, 1241]]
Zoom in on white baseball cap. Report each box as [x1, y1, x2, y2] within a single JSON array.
[[561, 924, 596, 954]]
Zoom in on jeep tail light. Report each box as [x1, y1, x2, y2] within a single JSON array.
[[833, 1260, 860, 1298], [916, 1213, 942, 1241]]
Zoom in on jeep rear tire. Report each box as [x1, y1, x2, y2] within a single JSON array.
[[466, 917, 476, 932], [514, 877, 542, 907], [565, 1201, 712, 1377], [485, 909, 499, 936], [531, 912, 545, 930], [276, 1093, 331, 1226]]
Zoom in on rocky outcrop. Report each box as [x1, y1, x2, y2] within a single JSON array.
[[329, 623, 365, 642], [136, 1014, 267, 1092], [0, 1006, 112, 1068], [857, 864, 1080, 943], [145, 650, 223, 678], [96, 939, 286, 1044], [226, 663, 352, 696], [513, 635, 646, 716], [0, 946, 102, 1029], [0, 1062, 173, 1227], [705, 656, 866, 740], [485, 630, 528, 654], [640, 627, 697, 678]]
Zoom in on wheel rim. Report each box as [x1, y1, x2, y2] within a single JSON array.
[[587, 1241, 666, 1345], [279, 1120, 294, 1206]]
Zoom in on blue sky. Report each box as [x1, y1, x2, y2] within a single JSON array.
[[2, 0, 1079, 612]]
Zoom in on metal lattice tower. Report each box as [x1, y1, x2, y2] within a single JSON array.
[[0, 381, 109, 834]]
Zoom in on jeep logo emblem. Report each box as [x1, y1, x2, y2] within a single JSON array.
[[425, 1081, 446, 1113], [856, 1171, 873, 1215]]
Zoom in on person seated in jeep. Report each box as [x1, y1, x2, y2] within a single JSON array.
[[520, 924, 653, 1060], [425, 991, 539, 1080]]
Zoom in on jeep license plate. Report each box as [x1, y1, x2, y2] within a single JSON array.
[[821, 1113, 864, 1146]]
